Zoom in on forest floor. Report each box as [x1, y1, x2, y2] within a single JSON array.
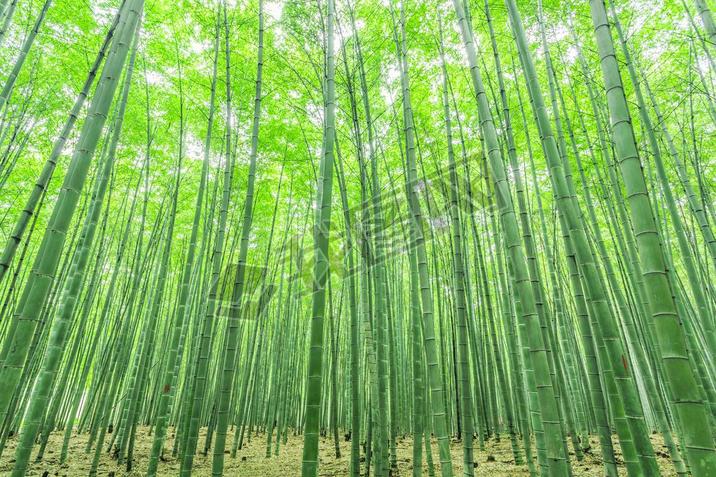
[[0, 426, 677, 476]]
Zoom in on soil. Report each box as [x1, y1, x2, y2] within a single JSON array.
[[0, 427, 677, 476]]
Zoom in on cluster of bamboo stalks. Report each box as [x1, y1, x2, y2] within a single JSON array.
[[0, 0, 714, 476]]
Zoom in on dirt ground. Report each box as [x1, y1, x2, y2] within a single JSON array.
[[0, 427, 677, 476]]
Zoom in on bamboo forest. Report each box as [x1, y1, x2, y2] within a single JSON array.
[[1, 0, 716, 475]]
